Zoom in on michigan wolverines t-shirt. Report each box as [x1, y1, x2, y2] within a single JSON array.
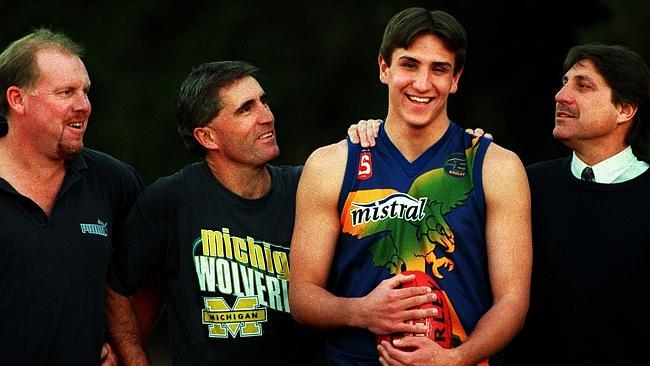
[[109, 162, 325, 365]]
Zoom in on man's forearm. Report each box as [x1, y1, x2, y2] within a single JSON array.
[[130, 278, 165, 339], [105, 287, 151, 366], [452, 293, 528, 365], [291, 281, 361, 330]]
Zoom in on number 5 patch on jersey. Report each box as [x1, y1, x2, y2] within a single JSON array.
[[358, 151, 373, 180]]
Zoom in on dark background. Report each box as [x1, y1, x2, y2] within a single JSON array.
[[3, 0, 648, 363], [3, 0, 648, 185]]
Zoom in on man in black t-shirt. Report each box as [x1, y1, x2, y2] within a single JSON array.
[[106, 61, 328, 365]]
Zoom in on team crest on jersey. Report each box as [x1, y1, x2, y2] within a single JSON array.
[[357, 151, 373, 180], [202, 296, 268, 338], [444, 153, 468, 178]]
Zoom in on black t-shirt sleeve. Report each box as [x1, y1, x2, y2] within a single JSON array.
[[114, 163, 145, 229], [108, 178, 170, 296]]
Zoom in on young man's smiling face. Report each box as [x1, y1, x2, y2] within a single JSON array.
[[379, 33, 461, 129]]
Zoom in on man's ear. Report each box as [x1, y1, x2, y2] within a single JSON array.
[[193, 125, 220, 151], [450, 67, 463, 94], [6, 86, 27, 115], [378, 54, 390, 85], [616, 102, 637, 125]]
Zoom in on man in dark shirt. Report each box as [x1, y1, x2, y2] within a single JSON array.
[[446, 43, 649, 365], [106, 61, 329, 365], [507, 43, 650, 365], [0, 29, 143, 365]]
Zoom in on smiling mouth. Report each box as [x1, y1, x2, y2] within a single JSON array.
[[407, 95, 432, 104], [259, 131, 274, 140], [556, 112, 575, 118], [68, 122, 84, 129]]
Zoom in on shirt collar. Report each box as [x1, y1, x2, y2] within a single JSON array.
[[66, 149, 88, 174], [571, 146, 638, 183]]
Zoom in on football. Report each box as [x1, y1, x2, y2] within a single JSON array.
[[376, 270, 453, 350]]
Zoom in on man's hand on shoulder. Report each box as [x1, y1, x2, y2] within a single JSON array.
[[465, 127, 493, 140], [348, 119, 382, 147]]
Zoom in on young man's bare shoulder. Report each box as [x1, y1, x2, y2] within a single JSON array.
[[483, 142, 528, 195], [484, 142, 523, 169], [299, 140, 349, 195], [304, 140, 348, 170]]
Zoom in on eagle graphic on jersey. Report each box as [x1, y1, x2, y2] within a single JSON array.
[[342, 138, 481, 278]]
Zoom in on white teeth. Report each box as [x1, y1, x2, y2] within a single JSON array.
[[260, 132, 273, 139], [70, 123, 82, 129], [408, 95, 431, 103]]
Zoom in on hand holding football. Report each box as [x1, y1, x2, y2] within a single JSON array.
[[376, 270, 453, 350]]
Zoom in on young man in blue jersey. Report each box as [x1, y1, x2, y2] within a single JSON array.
[[290, 7, 532, 365]]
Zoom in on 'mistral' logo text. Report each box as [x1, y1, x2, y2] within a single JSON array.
[[349, 193, 427, 227], [80, 219, 108, 237]]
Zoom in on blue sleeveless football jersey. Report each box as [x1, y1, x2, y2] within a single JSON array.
[[327, 122, 493, 364]]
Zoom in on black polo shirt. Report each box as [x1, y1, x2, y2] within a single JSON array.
[[0, 141, 143, 365]]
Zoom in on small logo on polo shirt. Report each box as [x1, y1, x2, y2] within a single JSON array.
[[80, 219, 108, 237]]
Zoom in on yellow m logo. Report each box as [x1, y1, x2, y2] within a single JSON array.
[[202, 297, 267, 338]]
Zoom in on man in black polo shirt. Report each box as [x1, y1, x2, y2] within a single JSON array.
[[0, 29, 143, 365]]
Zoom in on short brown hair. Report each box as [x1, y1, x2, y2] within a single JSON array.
[[176, 60, 259, 156], [0, 28, 84, 117], [379, 8, 467, 75]]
